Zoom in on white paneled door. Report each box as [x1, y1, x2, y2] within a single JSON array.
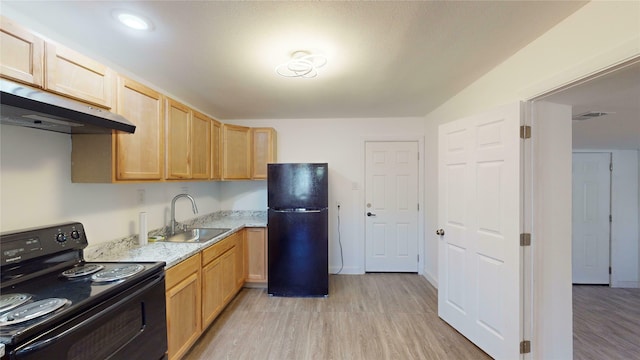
[[365, 141, 419, 272], [572, 152, 611, 284], [438, 102, 523, 359]]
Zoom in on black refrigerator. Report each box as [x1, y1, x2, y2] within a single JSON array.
[[268, 163, 328, 297]]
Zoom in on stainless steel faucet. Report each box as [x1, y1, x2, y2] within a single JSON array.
[[170, 194, 199, 235]]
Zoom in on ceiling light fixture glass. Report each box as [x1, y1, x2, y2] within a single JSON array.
[[113, 10, 153, 31], [276, 51, 327, 78]]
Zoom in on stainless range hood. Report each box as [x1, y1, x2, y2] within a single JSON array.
[[0, 79, 135, 134]]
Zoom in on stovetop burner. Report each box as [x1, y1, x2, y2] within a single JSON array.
[[61, 264, 104, 278], [91, 264, 145, 283], [0, 294, 32, 313], [0, 298, 69, 326]]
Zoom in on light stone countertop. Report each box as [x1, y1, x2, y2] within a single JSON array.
[[84, 211, 267, 268]]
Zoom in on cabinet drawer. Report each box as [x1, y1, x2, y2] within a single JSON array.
[[202, 234, 237, 265], [166, 253, 200, 290]]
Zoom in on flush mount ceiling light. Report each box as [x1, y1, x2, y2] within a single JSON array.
[[276, 51, 327, 78], [113, 10, 153, 31]]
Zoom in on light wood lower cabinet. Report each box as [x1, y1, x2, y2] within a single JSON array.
[[244, 227, 267, 287], [165, 253, 202, 360], [166, 231, 245, 359], [201, 232, 239, 329]]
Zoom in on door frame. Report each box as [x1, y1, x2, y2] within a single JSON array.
[[527, 56, 640, 358], [360, 136, 425, 275]]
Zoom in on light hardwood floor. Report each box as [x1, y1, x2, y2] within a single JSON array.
[[184, 274, 491, 360], [573, 285, 640, 360]]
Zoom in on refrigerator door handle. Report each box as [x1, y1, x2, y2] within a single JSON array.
[[272, 209, 324, 213]]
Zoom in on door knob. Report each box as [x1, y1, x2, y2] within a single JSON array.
[[436, 229, 445, 236], [367, 212, 376, 217]]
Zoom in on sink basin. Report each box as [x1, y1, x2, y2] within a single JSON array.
[[161, 228, 231, 243]]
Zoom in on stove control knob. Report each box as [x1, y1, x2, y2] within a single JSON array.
[[56, 232, 67, 243], [70, 230, 81, 240]]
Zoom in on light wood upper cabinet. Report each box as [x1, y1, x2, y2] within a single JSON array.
[[191, 111, 211, 179], [166, 98, 191, 180], [116, 77, 165, 180], [251, 128, 277, 179], [166, 254, 202, 360], [44, 42, 115, 109], [244, 227, 267, 286], [71, 77, 164, 183], [211, 119, 222, 180], [0, 16, 44, 87], [221, 124, 251, 180]]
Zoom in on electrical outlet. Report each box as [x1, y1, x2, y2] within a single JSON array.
[[137, 189, 145, 205]]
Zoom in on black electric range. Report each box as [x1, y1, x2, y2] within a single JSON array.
[[0, 222, 167, 360]]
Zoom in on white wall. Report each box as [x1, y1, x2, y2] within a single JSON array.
[[224, 117, 425, 274], [423, 0, 640, 286], [0, 125, 222, 245], [420, 2, 639, 359]]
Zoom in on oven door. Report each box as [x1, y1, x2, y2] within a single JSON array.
[[11, 273, 167, 360]]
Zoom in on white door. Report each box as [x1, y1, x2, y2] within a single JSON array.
[[572, 152, 611, 284], [365, 141, 419, 272], [438, 102, 523, 359]]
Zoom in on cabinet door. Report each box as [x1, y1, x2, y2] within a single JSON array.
[[222, 124, 251, 179], [211, 119, 222, 180], [44, 42, 115, 109], [166, 98, 191, 179], [166, 254, 202, 360], [251, 128, 277, 179], [234, 231, 245, 290], [0, 16, 43, 87], [115, 76, 164, 180], [245, 227, 267, 284], [221, 249, 236, 305], [201, 256, 224, 329], [191, 111, 211, 179]]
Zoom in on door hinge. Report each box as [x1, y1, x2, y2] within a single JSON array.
[[417, 254, 419, 263], [610, 162, 613, 171], [417, 203, 420, 211], [520, 340, 531, 354], [520, 125, 531, 139], [609, 214, 612, 222], [609, 266, 612, 274], [520, 233, 531, 246]]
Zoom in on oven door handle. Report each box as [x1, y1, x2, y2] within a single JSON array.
[[15, 274, 164, 356]]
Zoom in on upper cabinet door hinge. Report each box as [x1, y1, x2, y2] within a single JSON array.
[[520, 125, 531, 139], [520, 340, 531, 354], [520, 233, 531, 246]]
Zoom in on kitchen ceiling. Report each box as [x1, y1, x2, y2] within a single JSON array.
[[1, 1, 587, 120]]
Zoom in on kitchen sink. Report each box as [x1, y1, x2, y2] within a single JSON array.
[[160, 228, 231, 243]]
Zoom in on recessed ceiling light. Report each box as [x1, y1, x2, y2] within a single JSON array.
[[113, 10, 153, 31]]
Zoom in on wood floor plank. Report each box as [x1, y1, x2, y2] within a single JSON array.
[[573, 285, 640, 360], [184, 274, 491, 360]]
